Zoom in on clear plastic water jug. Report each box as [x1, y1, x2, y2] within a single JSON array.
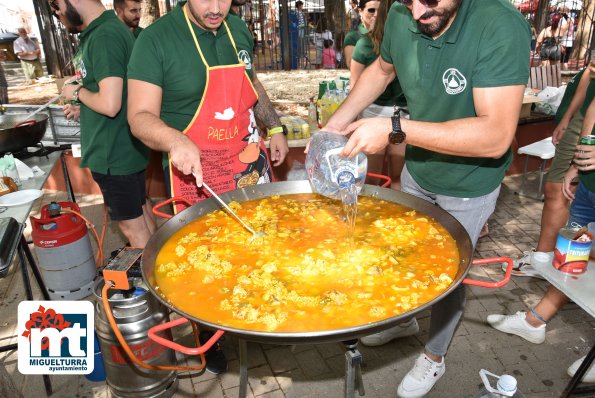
[[475, 369, 526, 398], [305, 131, 367, 203]]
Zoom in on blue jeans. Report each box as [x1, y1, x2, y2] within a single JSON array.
[[401, 166, 501, 357], [567, 181, 595, 228]]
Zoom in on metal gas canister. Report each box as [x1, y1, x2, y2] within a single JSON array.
[[30, 201, 95, 300], [94, 277, 178, 398]]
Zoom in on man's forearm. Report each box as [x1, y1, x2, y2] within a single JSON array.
[[580, 98, 595, 136], [253, 78, 282, 129], [129, 111, 183, 152], [561, 70, 591, 124], [77, 88, 122, 118]]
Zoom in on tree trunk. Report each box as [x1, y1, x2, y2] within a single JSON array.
[[140, 0, 161, 28], [32, 0, 78, 78], [573, 0, 595, 63], [325, 0, 347, 40], [534, 0, 550, 32]]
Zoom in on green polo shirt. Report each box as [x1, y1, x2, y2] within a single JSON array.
[[381, 0, 530, 197], [352, 35, 406, 107], [128, 1, 254, 133], [133, 26, 143, 38], [344, 24, 367, 48], [76, 10, 148, 175]]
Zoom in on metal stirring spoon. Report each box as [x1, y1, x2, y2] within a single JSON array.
[[201, 182, 266, 240]]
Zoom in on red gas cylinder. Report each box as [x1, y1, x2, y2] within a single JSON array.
[[30, 202, 96, 300]]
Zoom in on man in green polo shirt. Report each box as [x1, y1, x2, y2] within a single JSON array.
[[51, 0, 154, 248], [325, 0, 530, 396], [114, 0, 143, 38], [127, 0, 288, 375]]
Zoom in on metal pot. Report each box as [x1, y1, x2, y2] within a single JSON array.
[[141, 181, 511, 348], [0, 113, 48, 153]]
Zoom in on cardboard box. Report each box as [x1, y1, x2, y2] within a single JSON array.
[[520, 95, 540, 119]]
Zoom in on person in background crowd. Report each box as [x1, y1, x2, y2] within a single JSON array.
[[114, 0, 143, 38], [50, 0, 155, 249], [324, 0, 530, 396], [559, 6, 575, 68], [349, 0, 360, 31], [529, 19, 537, 52], [535, 12, 565, 66], [488, 93, 595, 385], [290, 0, 308, 66], [13, 28, 43, 85], [507, 67, 595, 277], [350, 0, 406, 191], [322, 39, 336, 68], [0, 50, 8, 104], [343, 0, 379, 69]]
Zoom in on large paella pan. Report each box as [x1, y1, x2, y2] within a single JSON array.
[[141, 181, 511, 349]]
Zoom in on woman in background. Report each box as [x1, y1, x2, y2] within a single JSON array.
[[350, 0, 406, 191], [536, 13, 565, 66], [343, 0, 378, 69]]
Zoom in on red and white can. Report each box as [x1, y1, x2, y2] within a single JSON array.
[[553, 228, 593, 274]]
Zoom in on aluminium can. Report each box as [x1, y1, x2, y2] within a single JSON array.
[[553, 227, 592, 274], [579, 135, 595, 145]]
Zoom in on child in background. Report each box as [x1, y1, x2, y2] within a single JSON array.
[[322, 39, 336, 69]]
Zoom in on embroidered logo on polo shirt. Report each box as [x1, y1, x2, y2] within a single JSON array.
[[238, 50, 252, 70], [442, 68, 466, 95]]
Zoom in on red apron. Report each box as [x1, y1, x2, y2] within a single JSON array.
[[170, 6, 273, 213]]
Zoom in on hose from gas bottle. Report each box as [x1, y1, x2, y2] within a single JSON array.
[[101, 281, 207, 371]]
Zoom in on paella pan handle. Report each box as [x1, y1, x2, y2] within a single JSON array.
[[148, 317, 225, 355], [152, 197, 192, 219], [462, 257, 513, 288], [367, 173, 391, 188], [14, 119, 37, 128]]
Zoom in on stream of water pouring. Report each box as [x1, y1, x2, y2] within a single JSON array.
[[340, 184, 359, 245]]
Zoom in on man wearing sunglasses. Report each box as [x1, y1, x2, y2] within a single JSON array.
[[325, 0, 530, 397], [50, 0, 155, 250]]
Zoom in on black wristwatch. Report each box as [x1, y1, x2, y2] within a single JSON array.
[[389, 107, 407, 145]]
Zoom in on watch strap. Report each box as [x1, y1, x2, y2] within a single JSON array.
[[268, 126, 284, 138], [72, 86, 82, 102]]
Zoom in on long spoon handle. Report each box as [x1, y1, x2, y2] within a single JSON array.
[[21, 95, 62, 121], [202, 182, 257, 235]]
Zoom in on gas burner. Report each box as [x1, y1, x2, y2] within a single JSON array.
[[4, 143, 72, 160]]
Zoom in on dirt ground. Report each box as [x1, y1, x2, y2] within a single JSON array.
[[6, 69, 350, 119]]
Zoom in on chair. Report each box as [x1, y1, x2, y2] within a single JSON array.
[[516, 137, 556, 200], [528, 64, 562, 90]]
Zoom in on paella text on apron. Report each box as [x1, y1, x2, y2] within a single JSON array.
[[169, 5, 273, 213]]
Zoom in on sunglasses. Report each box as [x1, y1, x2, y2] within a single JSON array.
[[49, 0, 59, 11], [397, 0, 440, 7], [365, 8, 377, 14]]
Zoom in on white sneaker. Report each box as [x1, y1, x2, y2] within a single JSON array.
[[486, 311, 546, 344], [567, 355, 595, 383], [360, 318, 419, 346], [504, 250, 545, 278], [397, 353, 445, 398]]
